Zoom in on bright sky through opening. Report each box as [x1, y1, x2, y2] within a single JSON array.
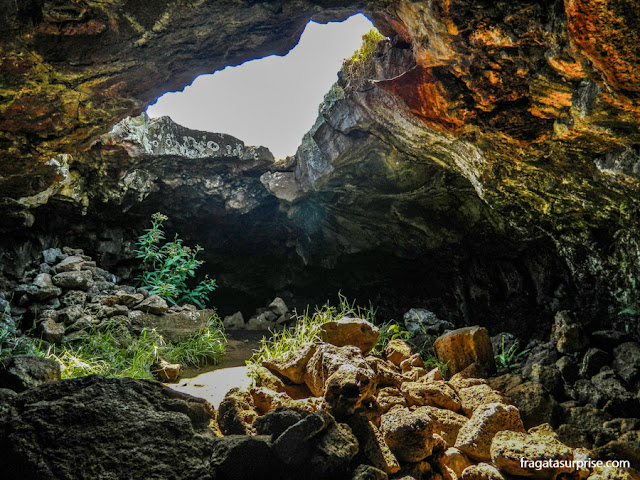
[[147, 14, 374, 159]]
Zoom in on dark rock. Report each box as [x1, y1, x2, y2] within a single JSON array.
[[254, 407, 311, 438], [52, 270, 94, 291], [0, 376, 215, 480], [272, 410, 334, 465], [591, 368, 638, 417], [595, 430, 640, 470], [556, 356, 579, 384], [552, 311, 588, 354], [217, 388, 259, 435], [38, 318, 65, 344], [525, 364, 563, 398], [591, 330, 628, 351], [613, 342, 640, 385], [128, 308, 212, 343], [556, 403, 614, 448], [503, 381, 559, 430], [522, 342, 557, 375], [210, 435, 281, 479], [54, 255, 86, 273], [269, 297, 289, 317], [579, 348, 609, 379], [60, 290, 87, 307], [351, 464, 388, 480], [308, 421, 359, 478], [0, 355, 60, 392], [42, 248, 65, 265], [56, 305, 84, 325], [403, 308, 454, 337], [136, 294, 169, 314]]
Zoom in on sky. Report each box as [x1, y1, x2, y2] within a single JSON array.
[[146, 14, 374, 159]]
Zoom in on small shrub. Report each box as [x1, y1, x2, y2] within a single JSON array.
[[494, 337, 529, 371], [341, 28, 386, 87], [136, 212, 216, 308]]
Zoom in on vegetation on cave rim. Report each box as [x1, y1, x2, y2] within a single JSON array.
[[37, 314, 225, 380], [340, 28, 385, 88], [136, 212, 216, 309]]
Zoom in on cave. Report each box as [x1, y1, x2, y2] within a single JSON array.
[[1, 1, 640, 478]]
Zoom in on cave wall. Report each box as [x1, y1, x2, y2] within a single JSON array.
[[1, 0, 640, 336]]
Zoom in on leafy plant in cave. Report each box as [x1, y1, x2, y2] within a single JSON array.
[[136, 212, 216, 308], [494, 337, 529, 371], [341, 28, 386, 88]]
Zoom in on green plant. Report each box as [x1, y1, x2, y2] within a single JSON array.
[[494, 337, 529, 371], [38, 314, 226, 380], [341, 28, 386, 87], [247, 294, 375, 378], [370, 321, 411, 355], [423, 352, 449, 378], [136, 212, 216, 308]]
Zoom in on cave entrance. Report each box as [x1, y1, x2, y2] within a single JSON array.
[[146, 14, 374, 159]]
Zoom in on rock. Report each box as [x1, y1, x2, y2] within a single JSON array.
[[377, 387, 408, 413], [580, 348, 610, 378], [269, 297, 289, 317], [38, 318, 65, 344], [303, 343, 375, 398], [457, 383, 510, 417], [250, 387, 321, 414], [401, 381, 462, 411], [324, 362, 377, 417], [556, 356, 579, 384], [217, 388, 259, 435], [128, 309, 213, 343], [272, 410, 334, 464], [417, 406, 468, 447], [0, 355, 61, 392], [455, 403, 526, 462], [400, 353, 426, 372], [595, 430, 640, 470], [0, 376, 215, 480], [210, 435, 281, 479], [352, 464, 389, 480], [253, 407, 310, 438], [590, 368, 638, 417], [308, 421, 359, 478], [101, 290, 144, 308], [321, 317, 380, 354], [385, 339, 415, 367], [591, 330, 628, 351], [440, 447, 472, 478], [501, 381, 559, 430], [553, 311, 588, 354], [52, 270, 94, 291], [613, 342, 640, 385], [526, 364, 563, 398], [366, 356, 405, 387], [250, 365, 313, 400], [347, 415, 400, 475], [54, 255, 86, 272], [490, 428, 574, 478], [263, 342, 317, 384], [461, 463, 505, 480], [32, 272, 53, 288], [556, 404, 614, 448], [434, 326, 495, 376], [56, 304, 84, 325], [60, 290, 87, 306], [223, 311, 245, 330], [246, 314, 274, 330], [42, 248, 64, 265], [424, 367, 445, 382], [136, 294, 169, 314], [150, 356, 181, 382], [380, 407, 438, 462], [403, 308, 454, 337]]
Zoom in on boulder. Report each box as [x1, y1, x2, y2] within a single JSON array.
[[401, 381, 462, 411], [455, 403, 526, 462], [556, 355, 579, 383], [217, 388, 259, 435], [613, 342, 640, 385], [321, 317, 380, 354], [366, 356, 405, 388], [272, 410, 334, 464], [433, 326, 495, 376], [210, 435, 281, 479], [403, 308, 454, 338], [0, 376, 215, 480], [38, 318, 65, 344], [490, 427, 574, 478], [380, 407, 438, 462], [384, 339, 415, 367], [128, 309, 213, 343], [223, 311, 245, 330], [595, 430, 640, 470], [308, 421, 359, 478], [461, 463, 505, 480], [60, 290, 87, 307], [324, 363, 377, 417], [136, 294, 169, 314], [250, 365, 313, 400], [52, 270, 94, 291], [101, 290, 144, 308], [42, 248, 64, 265], [457, 383, 510, 417], [579, 348, 610, 379], [150, 356, 181, 382], [268, 297, 289, 317], [250, 387, 321, 415], [503, 381, 559, 429], [263, 342, 317, 384], [352, 464, 389, 480], [54, 255, 87, 272], [377, 387, 408, 413], [552, 311, 588, 354], [347, 415, 400, 475], [440, 447, 472, 478], [0, 355, 61, 392], [253, 407, 310, 438], [416, 406, 468, 447]]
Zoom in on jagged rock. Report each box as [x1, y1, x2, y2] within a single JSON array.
[[403, 308, 454, 338], [52, 270, 94, 291], [377, 387, 408, 413], [457, 383, 510, 417], [128, 308, 213, 343], [223, 311, 245, 330], [150, 356, 181, 382], [136, 294, 169, 314], [461, 463, 505, 480], [526, 364, 563, 398], [320, 317, 380, 354], [366, 356, 405, 388], [217, 388, 259, 435], [416, 406, 468, 447], [440, 447, 472, 479], [269, 297, 289, 317], [272, 410, 334, 464], [400, 353, 426, 372], [500, 381, 559, 430], [253, 407, 311, 438], [250, 387, 321, 414], [309, 421, 359, 478], [613, 342, 640, 385], [0, 355, 60, 392], [423, 367, 445, 382], [352, 464, 389, 480], [455, 403, 526, 462], [263, 342, 317, 384], [38, 318, 65, 344], [56, 304, 84, 325], [434, 327, 495, 376], [250, 365, 314, 400], [42, 248, 64, 265], [324, 361, 377, 417], [580, 348, 610, 379], [556, 356, 579, 384], [54, 255, 86, 273], [380, 407, 438, 463], [401, 381, 462, 411], [553, 311, 588, 354], [490, 427, 574, 478], [0, 376, 215, 480], [590, 368, 638, 417], [60, 290, 87, 307], [385, 340, 415, 367], [595, 430, 640, 470], [101, 290, 144, 308], [347, 415, 400, 475]]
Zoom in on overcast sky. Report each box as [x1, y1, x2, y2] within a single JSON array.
[[146, 14, 374, 159]]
